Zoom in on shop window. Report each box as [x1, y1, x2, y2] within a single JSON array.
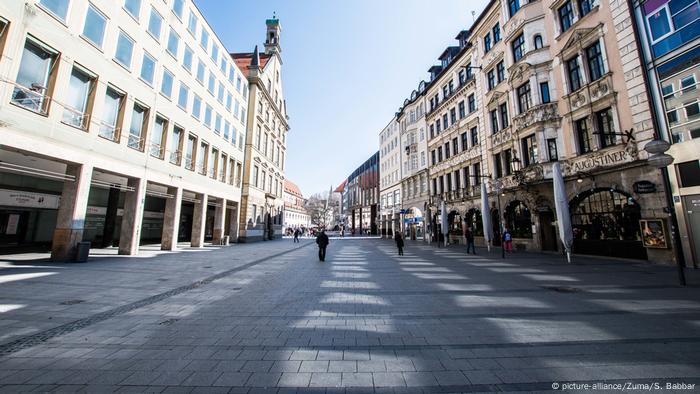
[[570, 188, 641, 241], [12, 39, 58, 114], [448, 211, 462, 235], [678, 160, 700, 187], [505, 200, 532, 238]]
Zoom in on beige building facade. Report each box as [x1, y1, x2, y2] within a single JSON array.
[[232, 18, 289, 242], [379, 118, 402, 237], [0, 0, 248, 258]]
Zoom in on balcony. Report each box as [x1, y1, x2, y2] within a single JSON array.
[[169, 151, 182, 165], [61, 107, 90, 130], [11, 83, 50, 115], [98, 122, 119, 142], [185, 157, 194, 171], [565, 73, 614, 113], [149, 143, 163, 159], [512, 102, 560, 130], [127, 135, 144, 151]]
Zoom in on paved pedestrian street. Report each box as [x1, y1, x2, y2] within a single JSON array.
[[1, 239, 699, 393]]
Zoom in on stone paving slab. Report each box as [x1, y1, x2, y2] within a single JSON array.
[[1, 239, 700, 392]]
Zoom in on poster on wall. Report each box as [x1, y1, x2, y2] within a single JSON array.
[[639, 219, 668, 249], [6, 214, 20, 235]]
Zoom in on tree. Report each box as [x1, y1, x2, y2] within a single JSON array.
[[306, 190, 340, 229]]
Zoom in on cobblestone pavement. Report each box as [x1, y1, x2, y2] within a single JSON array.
[[1, 239, 699, 393]]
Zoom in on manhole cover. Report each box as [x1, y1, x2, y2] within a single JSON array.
[[60, 300, 85, 305], [542, 286, 581, 293], [159, 318, 179, 325]]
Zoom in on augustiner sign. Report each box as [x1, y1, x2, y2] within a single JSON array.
[[568, 147, 633, 173]]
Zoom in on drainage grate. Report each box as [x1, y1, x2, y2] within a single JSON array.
[[0, 242, 312, 357], [60, 300, 85, 305], [542, 286, 581, 293]]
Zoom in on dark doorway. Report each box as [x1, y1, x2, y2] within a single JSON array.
[[491, 209, 501, 246], [540, 210, 558, 251]]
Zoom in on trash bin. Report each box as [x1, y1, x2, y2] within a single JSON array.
[[75, 241, 90, 262]]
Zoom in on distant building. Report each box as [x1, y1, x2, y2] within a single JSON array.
[[345, 152, 380, 235], [379, 118, 402, 237], [283, 180, 310, 231]]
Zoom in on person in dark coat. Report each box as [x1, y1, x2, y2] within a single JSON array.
[[316, 230, 329, 261], [293, 228, 300, 243], [465, 226, 476, 255], [394, 231, 404, 256]]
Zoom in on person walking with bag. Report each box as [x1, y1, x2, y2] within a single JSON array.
[[503, 228, 513, 253], [394, 231, 404, 256], [316, 229, 329, 261]]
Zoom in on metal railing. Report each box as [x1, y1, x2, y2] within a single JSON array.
[[149, 142, 163, 158], [11, 83, 50, 115], [185, 157, 194, 170], [170, 151, 182, 165], [127, 134, 144, 151], [98, 122, 119, 141], [61, 107, 90, 129]]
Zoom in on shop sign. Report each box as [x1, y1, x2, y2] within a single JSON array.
[[567, 147, 632, 173], [0, 189, 60, 209], [640, 218, 668, 249], [633, 181, 656, 194]]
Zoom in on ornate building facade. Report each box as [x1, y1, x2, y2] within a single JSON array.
[[232, 17, 289, 242], [379, 118, 402, 237]]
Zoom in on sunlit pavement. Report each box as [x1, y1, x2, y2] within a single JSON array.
[[1, 239, 699, 393]]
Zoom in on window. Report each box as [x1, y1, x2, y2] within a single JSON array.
[[547, 138, 558, 161], [12, 40, 57, 114], [505, 201, 533, 239], [211, 45, 219, 63], [185, 134, 196, 170], [150, 116, 167, 158], [686, 101, 700, 117], [214, 113, 222, 135], [500, 103, 509, 128], [508, 0, 521, 17], [436, 119, 442, 133], [128, 103, 148, 151], [139, 52, 156, 85], [99, 87, 123, 141], [662, 83, 675, 97], [430, 124, 435, 139], [197, 141, 208, 174], [224, 120, 230, 140], [192, 94, 202, 118], [445, 142, 451, 159], [208, 74, 215, 93], [668, 109, 678, 123], [468, 94, 476, 112], [540, 82, 551, 103], [682, 75, 696, 92], [586, 41, 605, 81], [196, 60, 205, 83], [167, 28, 179, 57], [450, 107, 457, 124], [559, 1, 575, 32], [431, 150, 436, 165], [504, 149, 513, 175], [82, 4, 107, 48], [114, 31, 134, 68], [40, 0, 69, 21], [183, 45, 193, 72], [147, 8, 163, 41], [172, 0, 184, 19], [512, 33, 525, 62], [170, 126, 183, 164], [187, 12, 198, 35], [678, 160, 700, 187], [576, 118, 592, 153], [484, 33, 492, 53], [491, 110, 499, 133], [522, 134, 538, 166], [567, 56, 582, 91], [596, 107, 616, 148], [443, 114, 449, 129], [226, 92, 233, 111], [471, 126, 479, 146], [458, 101, 466, 118], [160, 69, 174, 98], [497, 61, 505, 82], [217, 85, 224, 103], [494, 153, 503, 178], [461, 132, 468, 151], [534, 34, 543, 49], [204, 105, 212, 127], [487, 69, 496, 90], [62, 66, 94, 129], [579, 0, 593, 18], [517, 82, 532, 113], [459, 69, 466, 85], [493, 23, 501, 42], [473, 162, 481, 185], [177, 83, 189, 109], [438, 147, 443, 162], [200, 29, 209, 51], [124, 0, 141, 19]]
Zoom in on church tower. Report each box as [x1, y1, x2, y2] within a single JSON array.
[[264, 15, 281, 55]]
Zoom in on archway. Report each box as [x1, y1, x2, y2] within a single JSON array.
[[570, 188, 646, 259], [504, 200, 533, 239], [448, 210, 462, 241], [465, 208, 483, 236]]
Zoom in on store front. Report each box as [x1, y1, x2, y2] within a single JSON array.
[[570, 188, 646, 260], [403, 207, 424, 240]]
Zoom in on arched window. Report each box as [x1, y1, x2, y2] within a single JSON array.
[[465, 208, 483, 236], [534, 34, 543, 49], [448, 210, 462, 235], [505, 200, 533, 238], [570, 188, 641, 241]]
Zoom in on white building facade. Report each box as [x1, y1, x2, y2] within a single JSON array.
[[283, 180, 310, 231], [0, 0, 248, 259], [379, 118, 402, 237]]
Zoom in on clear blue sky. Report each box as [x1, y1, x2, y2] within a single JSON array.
[[195, 0, 489, 197]]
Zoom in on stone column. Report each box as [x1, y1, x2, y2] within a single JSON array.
[[191, 193, 207, 247], [100, 187, 120, 248], [228, 203, 239, 243], [118, 177, 146, 255], [161, 186, 182, 251], [51, 163, 93, 261], [212, 197, 227, 245]]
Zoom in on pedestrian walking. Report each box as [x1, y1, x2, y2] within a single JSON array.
[[394, 231, 404, 256], [503, 228, 513, 253], [465, 226, 476, 254], [316, 229, 329, 261], [293, 228, 300, 243]]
